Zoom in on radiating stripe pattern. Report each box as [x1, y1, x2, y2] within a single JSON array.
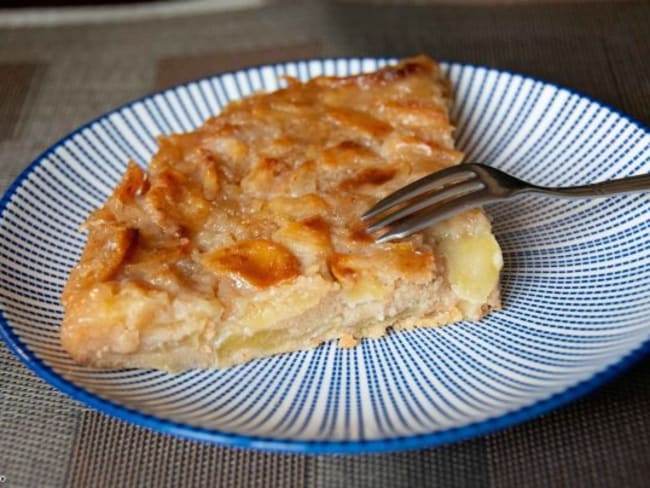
[[0, 59, 649, 448]]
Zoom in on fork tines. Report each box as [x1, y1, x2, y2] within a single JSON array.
[[361, 164, 489, 243]]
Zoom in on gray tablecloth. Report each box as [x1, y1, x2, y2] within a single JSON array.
[[0, 1, 649, 486]]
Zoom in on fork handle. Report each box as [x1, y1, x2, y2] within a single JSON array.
[[529, 173, 650, 198]]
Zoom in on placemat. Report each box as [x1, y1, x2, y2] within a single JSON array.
[[0, 1, 648, 486]]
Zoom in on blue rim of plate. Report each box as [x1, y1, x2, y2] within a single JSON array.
[[0, 58, 649, 455]]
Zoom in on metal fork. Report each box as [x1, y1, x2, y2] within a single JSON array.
[[362, 163, 650, 243]]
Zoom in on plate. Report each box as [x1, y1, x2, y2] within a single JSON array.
[[1, 58, 649, 454]]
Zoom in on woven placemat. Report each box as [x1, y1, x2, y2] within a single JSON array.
[[0, 1, 649, 486]]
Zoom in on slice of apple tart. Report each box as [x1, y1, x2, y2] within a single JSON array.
[[61, 56, 502, 371]]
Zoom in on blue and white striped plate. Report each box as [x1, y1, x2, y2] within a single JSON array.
[[1, 59, 649, 454]]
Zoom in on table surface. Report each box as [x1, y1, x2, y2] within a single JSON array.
[[0, 1, 649, 486]]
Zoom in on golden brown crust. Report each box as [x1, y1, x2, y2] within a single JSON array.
[[203, 239, 301, 289], [61, 56, 502, 370]]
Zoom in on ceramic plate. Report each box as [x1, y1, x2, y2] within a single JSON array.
[[1, 58, 649, 454]]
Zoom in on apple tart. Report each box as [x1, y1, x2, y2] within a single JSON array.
[[61, 56, 502, 371]]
